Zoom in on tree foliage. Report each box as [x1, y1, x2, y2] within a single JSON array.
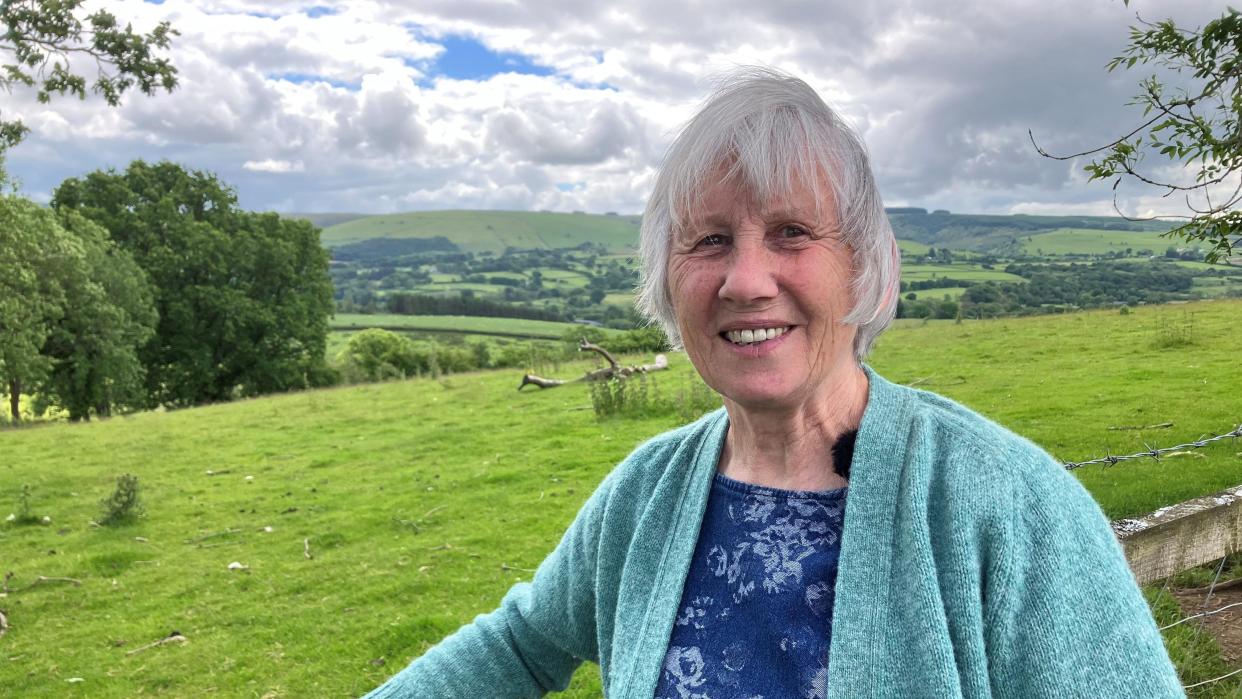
[[0, 0, 178, 150], [1035, 7, 1242, 262], [52, 160, 335, 407], [37, 210, 156, 420], [0, 194, 154, 421]]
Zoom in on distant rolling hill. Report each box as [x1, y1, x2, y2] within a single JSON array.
[[318, 210, 642, 254], [305, 208, 1179, 257]]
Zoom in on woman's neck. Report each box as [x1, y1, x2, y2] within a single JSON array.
[[718, 366, 868, 491]]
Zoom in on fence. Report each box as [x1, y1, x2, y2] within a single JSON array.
[[1067, 424, 1242, 693]]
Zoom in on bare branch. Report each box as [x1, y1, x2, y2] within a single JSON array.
[[1028, 113, 1165, 161]]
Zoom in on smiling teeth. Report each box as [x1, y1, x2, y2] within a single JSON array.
[[725, 326, 790, 345]]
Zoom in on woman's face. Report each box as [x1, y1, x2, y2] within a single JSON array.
[[666, 173, 859, 412]]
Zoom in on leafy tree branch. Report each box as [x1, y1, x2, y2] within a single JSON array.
[[1032, 8, 1242, 262], [0, 0, 178, 151]]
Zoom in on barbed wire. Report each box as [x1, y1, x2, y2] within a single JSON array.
[[1063, 424, 1242, 470]]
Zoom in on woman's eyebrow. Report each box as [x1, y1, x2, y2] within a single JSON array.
[[760, 205, 818, 222], [686, 213, 733, 229]]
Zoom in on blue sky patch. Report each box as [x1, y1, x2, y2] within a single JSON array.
[[305, 5, 337, 18], [556, 182, 586, 192], [419, 33, 554, 82]]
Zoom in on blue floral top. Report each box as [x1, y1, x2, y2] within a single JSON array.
[[655, 473, 848, 699]]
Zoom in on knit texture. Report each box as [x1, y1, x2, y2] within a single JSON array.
[[363, 367, 1183, 699]]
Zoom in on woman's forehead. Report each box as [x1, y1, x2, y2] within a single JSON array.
[[684, 177, 833, 228]]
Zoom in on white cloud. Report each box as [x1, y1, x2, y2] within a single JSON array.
[[2, 0, 1233, 216], [243, 158, 304, 173]]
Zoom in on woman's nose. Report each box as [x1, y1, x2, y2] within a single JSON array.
[[718, 238, 779, 304]]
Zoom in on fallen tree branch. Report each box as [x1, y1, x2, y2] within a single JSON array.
[[578, 339, 618, 369], [519, 341, 668, 390], [125, 631, 187, 656], [1107, 421, 1175, 431]]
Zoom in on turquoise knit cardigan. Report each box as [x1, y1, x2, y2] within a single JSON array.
[[364, 368, 1183, 698]]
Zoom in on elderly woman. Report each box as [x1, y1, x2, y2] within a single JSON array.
[[365, 69, 1181, 698]]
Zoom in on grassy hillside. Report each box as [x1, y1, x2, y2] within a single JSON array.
[[1021, 227, 1180, 255], [329, 313, 609, 340], [3, 300, 1240, 697], [320, 210, 642, 253], [319, 209, 1170, 256]]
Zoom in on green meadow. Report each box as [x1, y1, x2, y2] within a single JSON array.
[[1021, 227, 1178, 256], [320, 210, 642, 253], [329, 313, 609, 340], [3, 300, 1241, 697], [900, 263, 1025, 283]]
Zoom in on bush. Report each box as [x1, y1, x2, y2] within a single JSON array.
[[99, 473, 144, 525]]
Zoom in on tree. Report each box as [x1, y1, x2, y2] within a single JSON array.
[[0, 0, 178, 151], [0, 194, 72, 420], [37, 210, 156, 420], [1033, 7, 1242, 262], [0, 195, 153, 421], [52, 160, 335, 407]]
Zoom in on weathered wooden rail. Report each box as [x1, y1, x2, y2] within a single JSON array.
[[1113, 484, 1242, 585]]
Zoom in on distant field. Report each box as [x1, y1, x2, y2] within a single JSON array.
[[603, 292, 634, 306], [330, 313, 609, 339], [901, 263, 1025, 282], [1021, 228, 1175, 255], [320, 210, 642, 253], [903, 286, 969, 300], [897, 239, 930, 256]]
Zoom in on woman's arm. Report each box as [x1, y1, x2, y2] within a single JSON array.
[[362, 476, 614, 699]]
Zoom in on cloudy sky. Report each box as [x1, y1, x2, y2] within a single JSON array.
[[0, 0, 1229, 217]]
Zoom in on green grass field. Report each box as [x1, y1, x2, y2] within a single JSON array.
[[320, 211, 642, 253], [330, 314, 609, 340], [1021, 228, 1176, 256], [901, 263, 1025, 283], [4, 300, 1241, 697], [902, 286, 969, 300], [896, 239, 930, 256]]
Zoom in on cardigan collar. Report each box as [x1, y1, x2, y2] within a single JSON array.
[[619, 366, 914, 698]]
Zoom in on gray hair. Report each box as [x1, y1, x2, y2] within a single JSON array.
[[636, 67, 900, 360]]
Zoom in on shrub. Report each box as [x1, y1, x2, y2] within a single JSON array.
[[590, 372, 720, 422], [99, 473, 144, 525], [1152, 312, 1197, 349]]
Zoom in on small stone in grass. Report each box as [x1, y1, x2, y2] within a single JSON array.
[[227, 561, 249, 571]]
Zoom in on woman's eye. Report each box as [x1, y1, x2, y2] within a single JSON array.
[[780, 225, 809, 239], [698, 234, 727, 247]]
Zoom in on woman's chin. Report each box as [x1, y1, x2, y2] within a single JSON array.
[[716, 380, 809, 413]]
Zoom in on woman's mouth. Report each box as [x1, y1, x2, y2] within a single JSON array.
[[721, 326, 791, 346]]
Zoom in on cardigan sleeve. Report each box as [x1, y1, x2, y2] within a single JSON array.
[[982, 450, 1184, 698], [361, 474, 615, 699]]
